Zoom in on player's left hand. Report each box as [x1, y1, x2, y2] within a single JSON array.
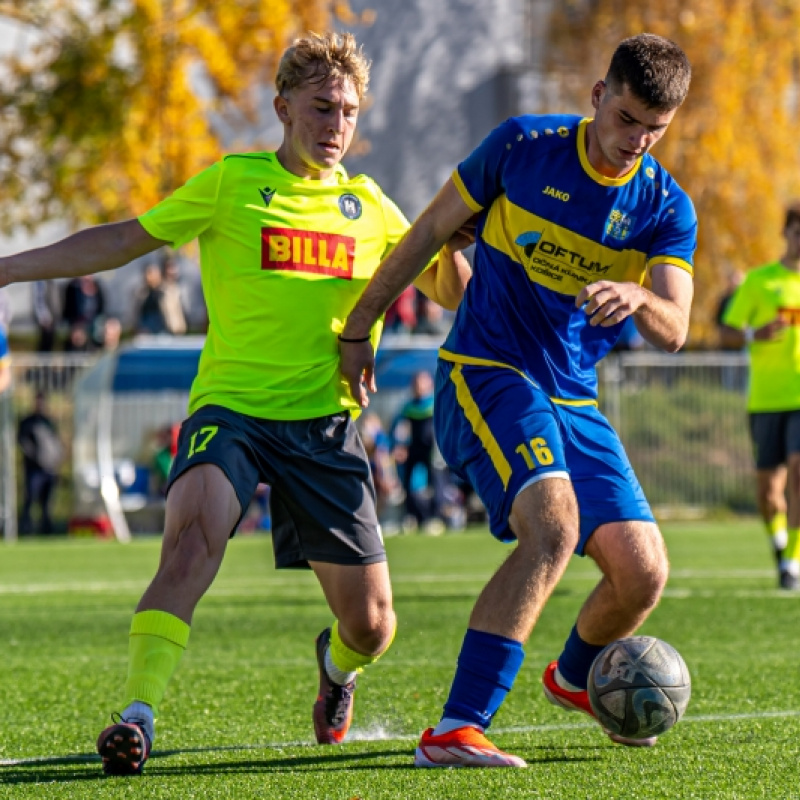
[[339, 339, 377, 408], [446, 214, 478, 253], [577, 281, 646, 327]]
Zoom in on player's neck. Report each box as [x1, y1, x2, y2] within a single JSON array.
[[274, 144, 337, 181], [584, 121, 637, 180]]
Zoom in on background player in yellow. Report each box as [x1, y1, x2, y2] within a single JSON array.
[[0, 32, 472, 775], [721, 204, 800, 590]]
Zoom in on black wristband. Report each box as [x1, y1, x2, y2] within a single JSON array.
[[337, 334, 371, 343]]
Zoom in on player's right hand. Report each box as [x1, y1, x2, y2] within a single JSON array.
[[339, 339, 377, 408], [753, 318, 787, 341]]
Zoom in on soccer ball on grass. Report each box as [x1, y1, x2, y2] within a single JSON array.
[[587, 635, 691, 741]]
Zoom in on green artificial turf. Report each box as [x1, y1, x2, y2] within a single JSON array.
[[0, 519, 798, 799]]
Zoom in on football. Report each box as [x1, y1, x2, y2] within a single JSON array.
[[587, 636, 691, 740]]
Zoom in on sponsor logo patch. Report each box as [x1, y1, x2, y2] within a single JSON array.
[[261, 228, 355, 278]]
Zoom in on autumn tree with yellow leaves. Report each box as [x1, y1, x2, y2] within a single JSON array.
[[546, 0, 800, 343], [0, 0, 369, 234]]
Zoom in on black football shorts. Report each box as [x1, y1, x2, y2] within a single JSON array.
[[749, 409, 800, 470], [167, 404, 385, 569]]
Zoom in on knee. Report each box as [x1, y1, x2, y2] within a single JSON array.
[[341, 603, 396, 657], [625, 545, 669, 610], [510, 483, 580, 563], [159, 523, 222, 583]]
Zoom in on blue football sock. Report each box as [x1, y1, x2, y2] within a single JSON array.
[[557, 625, 605, 690], [440, 628, 525, 731]]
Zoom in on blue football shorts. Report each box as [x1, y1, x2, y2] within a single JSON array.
[[435, 360, 654, 554]]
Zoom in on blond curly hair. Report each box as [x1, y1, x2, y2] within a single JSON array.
[[276, 31, 371, 100]]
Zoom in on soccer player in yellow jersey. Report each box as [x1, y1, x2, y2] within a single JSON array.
[[721, 204, 800, 590], [0, 32, 472, 775]]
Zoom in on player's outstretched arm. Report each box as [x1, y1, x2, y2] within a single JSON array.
[[0, 220, 169, 288], [340, 179, 474, 407], [577, 263, 693, 353]]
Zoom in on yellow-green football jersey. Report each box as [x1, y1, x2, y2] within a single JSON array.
[[722, 261, 800, 412], [139, 153, 410, 419]]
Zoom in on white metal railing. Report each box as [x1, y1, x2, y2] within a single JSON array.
[[0, 350, 758, 541], [597, 351, 753, 514], [0, 387, 15, 540]]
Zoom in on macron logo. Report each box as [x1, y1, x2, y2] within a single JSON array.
[[259, 186, 276, 206]]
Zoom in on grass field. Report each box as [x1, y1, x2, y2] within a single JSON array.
[[1, 519, 799, 799]]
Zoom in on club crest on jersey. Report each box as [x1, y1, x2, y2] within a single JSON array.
[[605, 209, 635, 241], [338, 193, 362, 220], [259, 186, 276, 206], [261, 227, 355, 278]]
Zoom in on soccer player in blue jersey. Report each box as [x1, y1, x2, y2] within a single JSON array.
[[340, 33, 695, 767]]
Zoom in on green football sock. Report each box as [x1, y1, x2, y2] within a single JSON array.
[[329, 619, 395, 674], [124, 610, 191, 715], [785, 527, 800, 563], [766, 512, 788, 550]]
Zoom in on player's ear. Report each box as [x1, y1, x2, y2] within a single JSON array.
[[274, 94, 291, 124], [591, 81, 605, 111]]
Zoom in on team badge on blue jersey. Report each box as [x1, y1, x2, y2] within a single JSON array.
[[339, 194, 362, 220], [259, 186, 275, 206], [605, 209, 635, 241], [515, 230, 543, 258]]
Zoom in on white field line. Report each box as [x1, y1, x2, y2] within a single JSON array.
[[0, 569, 785, 596], [1, 709, 799, 767]]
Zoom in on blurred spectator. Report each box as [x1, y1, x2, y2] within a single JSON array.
[[148, 422, 181, 496], [134, 261, 167, 334], [65, 324, 91, 353], [32, 280, 62, 352], [0, 286, 11, 332], [385, 285, 417, 334], [360, 412, 403, 528], [392, 369, 449, 534], [0, 317, 10, 395], [63, 275, 105, 349], [102, 316, 123, 352], [17, 391, 64, 535], [413, 294, 451, 338], [160, 256, 188, 335]]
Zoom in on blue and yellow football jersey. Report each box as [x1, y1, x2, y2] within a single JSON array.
[[443, 114, 697, 401]]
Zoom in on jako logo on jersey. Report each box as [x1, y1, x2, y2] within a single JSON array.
[[339, 194, 362, 220], [515, 230, 611, 274], [543, 186, 570, 202], [605, 209, 635, 241], [261, 228, 355, 278], [259, 186, 276, 206]]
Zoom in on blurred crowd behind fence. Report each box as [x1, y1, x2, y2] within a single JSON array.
[[0, 348, 755, 542]]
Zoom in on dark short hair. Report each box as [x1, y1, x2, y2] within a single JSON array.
[[606, 33, 691, 110], [785, 203, 800, 230]]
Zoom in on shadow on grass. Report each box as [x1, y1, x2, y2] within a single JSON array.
[[0, 742, 600, 784]]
